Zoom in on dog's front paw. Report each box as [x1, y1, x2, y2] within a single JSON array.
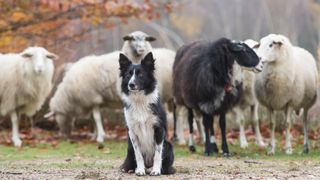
[[150, 169, 161, 176], [135, 168, 146, 176]]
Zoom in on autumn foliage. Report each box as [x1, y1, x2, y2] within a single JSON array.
[[0, 0, 173, 52]]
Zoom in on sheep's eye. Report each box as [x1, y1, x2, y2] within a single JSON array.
[[22, 53, 33, 58], [269, 44, 273, 48], [46, 55, 54, 59]]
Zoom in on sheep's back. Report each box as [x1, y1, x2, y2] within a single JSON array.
[[152, 48, 175, 103]]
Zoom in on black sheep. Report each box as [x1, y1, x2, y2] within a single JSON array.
[[172, 38, 261, 156]]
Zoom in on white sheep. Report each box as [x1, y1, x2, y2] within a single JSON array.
[[231, 39, 265, 148], [255, 34, 318, 154], [50, 31, 175, 143], [0, 47, 57, 147]]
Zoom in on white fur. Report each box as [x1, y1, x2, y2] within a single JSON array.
[[0, 47, 56, 147], [255, 34, 318, 154], [122, 89, 163, 175]]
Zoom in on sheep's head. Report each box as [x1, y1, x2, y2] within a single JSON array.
[[243, 39, 264, 73], [255, 34, 289, 63], [122, 31, 156, 57], [227, 40, 262, 72], [20, 46, 58, 75]]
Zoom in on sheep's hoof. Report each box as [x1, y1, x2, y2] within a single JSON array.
[[13, 138, 22, 147], [285, 147, 293, 155], [256, 141, 266, 148], [97, 143, 104, 149], [189, 145, 196, 153], [171, 135, 178, 144], [240, 142, 249, 149], [223, 152, 231, 157], [303, 145, 309, 154], [204, 151, 212, 156], [210, 143, 219, 153]]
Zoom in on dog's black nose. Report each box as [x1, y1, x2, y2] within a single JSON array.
[[129, 83, 135, 89]]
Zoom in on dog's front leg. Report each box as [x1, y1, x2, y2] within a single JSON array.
[[150, 141, 163, 176], [129, 131, 145, 176]]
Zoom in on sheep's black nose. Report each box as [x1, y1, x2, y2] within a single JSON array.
[[129, 83, 135, 88]]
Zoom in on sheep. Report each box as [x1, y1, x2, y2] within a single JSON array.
[[254, 34, 318, 155], [172, 39, 266, 151], [49, 31, 176, 143], [173, 38, 262, 156], [231, 39, 265, 148], [0, 47, 57, 147]]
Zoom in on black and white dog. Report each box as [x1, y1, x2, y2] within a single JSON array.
[[119, 52, 175, 176]]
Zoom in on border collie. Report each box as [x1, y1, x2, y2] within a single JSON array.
[[119, 52, 175, 176]]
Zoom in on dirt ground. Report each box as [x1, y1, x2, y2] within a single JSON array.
[[1, 156, 320, 180]]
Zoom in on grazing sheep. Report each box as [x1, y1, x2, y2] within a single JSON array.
[[50, 31, 176, 143], [231, 39, 265, 148], [173, 38, 262, 156], [254, 34, 318, 155], [0, 47, 57, 147]]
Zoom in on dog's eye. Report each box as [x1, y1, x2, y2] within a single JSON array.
[[269, 43, 273, 48]]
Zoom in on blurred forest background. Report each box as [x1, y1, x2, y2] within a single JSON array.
[[0, 0, 320, 141]]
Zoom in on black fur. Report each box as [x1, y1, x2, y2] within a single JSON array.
[[172, 38, 259, 156], [119, 52, 175, 175], [119, 53, 156, 95]]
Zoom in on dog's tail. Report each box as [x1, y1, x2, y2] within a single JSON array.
[[161, 140, 176, 174], [162, 166, 176, 175]]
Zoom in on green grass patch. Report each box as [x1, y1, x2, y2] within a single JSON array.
[[0, 138, 319, 164]]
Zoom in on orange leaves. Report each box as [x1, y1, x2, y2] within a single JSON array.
[[0, 0, 173, 53], [11, 12, 29, 22]]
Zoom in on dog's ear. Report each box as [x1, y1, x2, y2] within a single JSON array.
[[119, 53, 132, 75], [141, 52, 155, 71]]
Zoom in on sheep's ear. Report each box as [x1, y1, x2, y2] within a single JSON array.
[[46, 53, 59, 60], [253, 43, 260, 49], [141, 52, 155, 71], [119, 53, 132, 72], [21, 52, 33, 58], [122, 35, 133, 41], [145, 36, 156, 42]]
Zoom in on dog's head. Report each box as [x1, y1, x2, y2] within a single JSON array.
[[119, 52, 156, 95]]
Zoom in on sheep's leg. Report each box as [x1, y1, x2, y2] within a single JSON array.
[[219, 112, 230, 157], [209, 116, 218, 153], [302, 109, 309, 154], [171, 103, 178, 144], [195, 115, 205, 144], [56, 114, 72, 138], [267, 109, 276, 155], [251, 104, 265, 147], [176, 107, 186, 145], [92, 107, 106, 144], [202, 113, 212, 156], [11, 111, 22, 147], [128, 131, 146, 176], [187, 108, 196, 152], [284, 106, 293, 154], [90, 116, 98, 141], [234, 108, 248, 148]]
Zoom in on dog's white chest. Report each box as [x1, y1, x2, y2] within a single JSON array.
[[124, 105, 158, 167]]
